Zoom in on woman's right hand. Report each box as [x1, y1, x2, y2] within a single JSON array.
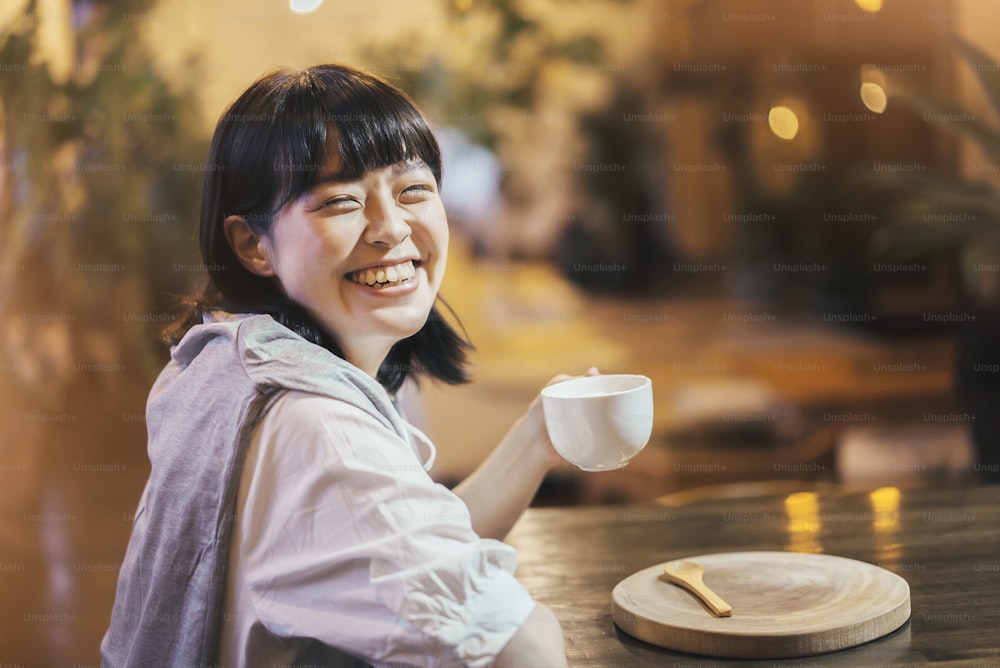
[[452, 367, 600, 541], [522, 366, 601, 469]]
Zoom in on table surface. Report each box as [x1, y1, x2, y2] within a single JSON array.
[[506, 484, 1000, 666]]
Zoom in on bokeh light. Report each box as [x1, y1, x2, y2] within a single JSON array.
[[869, 486, 902, 532], [859, 66, 888, 114], [855, 0, 884, 12], [785, 492, 822, 554], [768, 105, 800, 141], [860, 82, 888, 113]]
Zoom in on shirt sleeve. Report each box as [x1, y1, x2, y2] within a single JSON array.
[[234, 390, 537, 667]]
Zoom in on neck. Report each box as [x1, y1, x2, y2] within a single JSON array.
[[341, 340, 394, 380]]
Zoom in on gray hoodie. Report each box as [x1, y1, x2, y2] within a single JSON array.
[[101, 313, 406, 667]]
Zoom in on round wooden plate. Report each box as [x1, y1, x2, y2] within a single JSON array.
[[612, 551, 910, 659]]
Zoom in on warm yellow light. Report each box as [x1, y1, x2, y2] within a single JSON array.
[[855, 0, 883, 12], [785, 492, 822, 553], [860, 82, 888, 114], [768, 106, 799, 141], [869, 486, 900, 512], [869, 486, 901, 532], [786, 492, 820, 531]]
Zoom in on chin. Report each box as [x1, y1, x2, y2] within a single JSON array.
[[376, 311, 433, 341]]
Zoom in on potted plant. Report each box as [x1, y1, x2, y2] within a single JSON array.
[[864, 36, 1000, 483]]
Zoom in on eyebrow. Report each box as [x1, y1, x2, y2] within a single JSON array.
[[311, 158, 429, 188]]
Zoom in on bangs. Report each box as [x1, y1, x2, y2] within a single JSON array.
[[187, 62, 470, 390], [269, 66, 442, 212]]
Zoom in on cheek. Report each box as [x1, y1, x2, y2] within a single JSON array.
[[271, 230, 345, 296], [428, 203, 449, 250], [437, 218, 449, 254], [428, 216, 449, 281]]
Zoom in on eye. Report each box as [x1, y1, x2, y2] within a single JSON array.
[[399, 183, 434, 202], [321, 196, 361, 211]]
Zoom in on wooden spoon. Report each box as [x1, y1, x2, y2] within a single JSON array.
[[663, 560, 733, 617]]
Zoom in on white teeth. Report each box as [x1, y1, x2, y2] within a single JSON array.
[[352, 260, 416, 286]]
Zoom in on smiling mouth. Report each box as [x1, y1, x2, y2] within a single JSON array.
[[348, 260, 418, 289]]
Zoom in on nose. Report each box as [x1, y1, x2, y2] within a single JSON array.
[[363, 192, 411, 247]]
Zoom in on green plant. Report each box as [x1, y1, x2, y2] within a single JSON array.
[[358, 0, 668, 276], [0, 0, 207, 428], [0, 0, 206, 403], [865, 37, 1000, 301]]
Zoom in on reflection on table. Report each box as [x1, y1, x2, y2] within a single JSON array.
[[506, 484, 1000, 666]]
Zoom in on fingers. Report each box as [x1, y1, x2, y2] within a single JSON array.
[[545, 374, 574, 386], [545, 367, 601, 387]]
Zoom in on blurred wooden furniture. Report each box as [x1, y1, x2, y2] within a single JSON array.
[[507, 484, 1000, 665], [570, 422, 839, 504], [655, 478, 841, 506]]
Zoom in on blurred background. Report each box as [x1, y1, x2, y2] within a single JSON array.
[[3, 0, 1000, 663]]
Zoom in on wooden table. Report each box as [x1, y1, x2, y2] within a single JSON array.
[[507, 485, 1000, 666]]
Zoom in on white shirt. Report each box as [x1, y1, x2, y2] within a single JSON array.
[[218, 390, 536, 667]]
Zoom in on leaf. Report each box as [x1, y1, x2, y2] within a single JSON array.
[[953, 35, 1000, 122], [870, 196, 1000, 260], [891, 89, 1000, 165]]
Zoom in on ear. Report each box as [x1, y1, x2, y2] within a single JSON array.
[[224, 215, 276, 277]]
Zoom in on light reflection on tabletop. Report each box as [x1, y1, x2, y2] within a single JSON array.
[[506, 485, 1000, 665], [784, 491, 822, 554]]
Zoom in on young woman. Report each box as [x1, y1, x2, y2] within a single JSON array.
[[101, 65, 570, 667]]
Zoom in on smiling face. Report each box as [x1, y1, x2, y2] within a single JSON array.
[[259, 152, 449, 375]]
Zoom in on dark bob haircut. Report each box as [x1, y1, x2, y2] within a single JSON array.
[[166, 64, 471, 392]]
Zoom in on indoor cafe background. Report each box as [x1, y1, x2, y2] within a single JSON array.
[[2, 0, 999, 663]]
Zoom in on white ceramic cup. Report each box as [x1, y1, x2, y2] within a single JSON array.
[[540, 374, 654, 471]]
